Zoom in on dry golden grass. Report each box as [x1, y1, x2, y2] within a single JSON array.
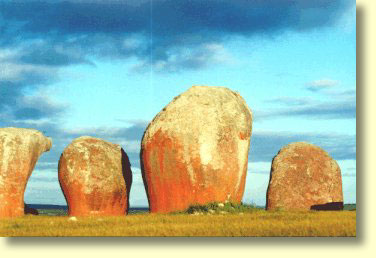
[[0, 210, 356, 237]]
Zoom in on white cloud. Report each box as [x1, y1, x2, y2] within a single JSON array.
[[62, 126, 123, 136], [132, 43, 236, 73], [0, 48, 19, 61], [306, 78, 339, 92], [11, 118, 56, 126], [256, 97, 355, 120], [19, 92, 67, 112], [0, 62, 57, 83], [122, 36, 144, 50]]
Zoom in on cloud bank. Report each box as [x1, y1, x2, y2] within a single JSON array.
[[0, 0, 354, 122], [257, 99, 356, 120], [1, 0, 352, 71], [0, 0, 352, 120], [306, 79, 339, 92], [259, 82, 356, 120]]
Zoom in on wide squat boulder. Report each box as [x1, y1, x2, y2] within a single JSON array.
[[0, 128, 51, 218], [58, 136, 132, 216], [141, 86, 253, 213], [266, 142, 343, 211]]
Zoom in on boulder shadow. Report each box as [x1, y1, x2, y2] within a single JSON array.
[[121, 149, 133, 214], [24, 203, 39, 215], [310, 202, 344, 211], [265, 155, 277, 210], [139, 147, 151, 212]]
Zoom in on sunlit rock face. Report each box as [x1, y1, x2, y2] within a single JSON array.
[[266, 142, 343, 211], [0, 128, 51, 218], [141, 86, 253, 213], [58, 137, 132, 217]]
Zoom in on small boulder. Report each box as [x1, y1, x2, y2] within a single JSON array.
[[0, 128, 51, 218], [58, 136, 132, 216], [141, 86, 252, 213], [266, 142, 343, 211]]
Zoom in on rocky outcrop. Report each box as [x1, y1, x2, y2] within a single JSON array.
[[0, 128, 51, 218], [141, 86, 252, 213], [266, 142, 343, 211], [58, 136, 132, 216]]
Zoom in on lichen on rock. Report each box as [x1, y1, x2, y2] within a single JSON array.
[[0, 127, 51, 218], [58, 136, 132, 216], [141, 85, 252, 213], [266, 142, 343, 211]]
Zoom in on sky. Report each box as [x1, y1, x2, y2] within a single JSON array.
[[0, 0, 356, 207]]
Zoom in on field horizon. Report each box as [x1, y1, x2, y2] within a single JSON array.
[[1, 203, 356, 237], [25, 203, 357, 211]]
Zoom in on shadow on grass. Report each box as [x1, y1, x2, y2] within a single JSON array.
[[310, 202, 344, 211]]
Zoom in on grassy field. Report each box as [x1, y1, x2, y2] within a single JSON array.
[[0, 203, 356, 237]]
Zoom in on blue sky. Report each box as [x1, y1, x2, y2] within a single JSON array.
[[0, 0, 356, 207]]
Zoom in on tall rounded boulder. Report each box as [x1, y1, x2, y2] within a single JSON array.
[[141, 86, 252, 213], [58, 137, 132, 216], [266, 142, 343, 211], [0, 128, 51, 218]]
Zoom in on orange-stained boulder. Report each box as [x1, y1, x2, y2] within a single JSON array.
[[0, 128, 51, 218], [266, 142, 343, 211], [58, 136, 132, 216], [141, 86, 253, 213]]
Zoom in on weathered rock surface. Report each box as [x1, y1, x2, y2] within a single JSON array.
[[266, 142, 343, 211], [141, 86, 252, 213], [58, 136, 132, 216], [0, 128, 51, 218]]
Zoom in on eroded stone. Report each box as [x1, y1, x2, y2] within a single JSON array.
[[141, 86, 252, 213], [266, 142, 343, 211], [0, 128, 51, 218], [58, 136, 132, 216]]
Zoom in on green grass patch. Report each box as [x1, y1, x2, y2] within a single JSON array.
[[179, 202, 259, 215]]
